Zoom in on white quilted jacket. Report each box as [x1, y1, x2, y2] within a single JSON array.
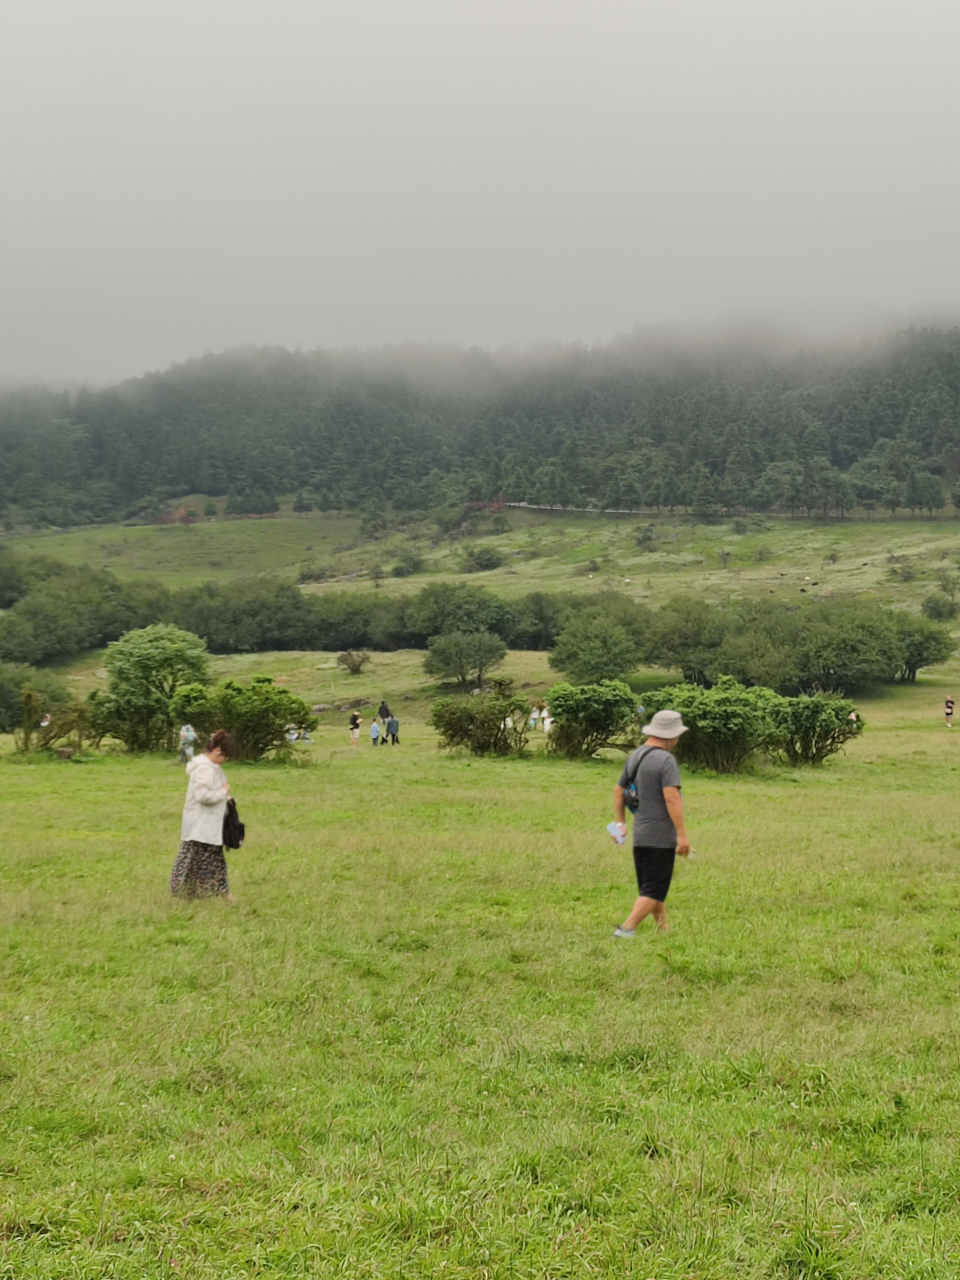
[[180, 755, 229, 845]]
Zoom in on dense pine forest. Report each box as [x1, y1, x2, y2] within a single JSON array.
[[2, 327, 960, 527]]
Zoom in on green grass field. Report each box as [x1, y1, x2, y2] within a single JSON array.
[[7, 507, 361, 588], [10, 505, 960, 609], [4, 644, 960, 1277]]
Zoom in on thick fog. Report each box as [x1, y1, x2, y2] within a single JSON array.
[[1, 0, 959, 383]]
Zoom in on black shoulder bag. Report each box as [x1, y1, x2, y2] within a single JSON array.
[[623, 745, 663, 813], [223, 798, 245, 850]]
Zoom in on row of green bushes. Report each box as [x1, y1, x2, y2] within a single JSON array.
[[431, 677, 863, 771], [1, 547, 953, 697]]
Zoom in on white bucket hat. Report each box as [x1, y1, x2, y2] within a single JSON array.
[[641, 709, 689, 738]]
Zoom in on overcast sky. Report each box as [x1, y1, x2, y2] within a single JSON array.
[[1, 0, 958, 383]]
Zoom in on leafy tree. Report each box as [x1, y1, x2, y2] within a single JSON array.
[[92, 624, 211, 752], [922, 593, 958, 622], [643, 677, 779, 772], [881, 478, 904, 517], [225, 487, 279, 516], [641, 596, 727, 685], [768, 693, 863, 765], [292, 490, 313, 513], [689, 465, 722, 521], [402, 583, 514, 645], [549, 615, 637, 683], [203, 499, 218, 517], [423, 630, 507, 692], [791, 605, 903, 691], [430, 686, 531, 755], [171, 676, 317, 761], [337, 649, 371, 675], [506, 591, 570, 650], [391, 549, 425, 577], [462, 546, 504, 573], [546, 680, 637, 759], [0, 661, 70, 734], [0, 550, 26, 609], [890, 615, 954, 682]]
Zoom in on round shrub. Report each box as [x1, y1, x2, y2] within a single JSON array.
[[642, 676, 780, 772], [545, 680, 637, 759], [921, 592, 959, 622]]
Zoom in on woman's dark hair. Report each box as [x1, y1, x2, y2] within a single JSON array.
[[206, 729, 236, 758]]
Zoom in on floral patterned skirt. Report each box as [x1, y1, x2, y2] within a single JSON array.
[[170, 840, 229, 898]]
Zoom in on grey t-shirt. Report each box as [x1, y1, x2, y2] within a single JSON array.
[[618, 746, 682, 848]]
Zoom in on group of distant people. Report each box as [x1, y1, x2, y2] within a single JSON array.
[[349, 700, 400, 747]]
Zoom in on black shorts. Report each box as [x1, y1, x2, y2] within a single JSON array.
[[633, 846, 676, 902]]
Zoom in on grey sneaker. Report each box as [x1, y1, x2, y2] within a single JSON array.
[[613, 926, 636, 938]]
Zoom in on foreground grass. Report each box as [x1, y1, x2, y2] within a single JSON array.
[[3, 667, 960, 1276]]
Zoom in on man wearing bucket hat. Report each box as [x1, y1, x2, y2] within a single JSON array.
[[611, 708, 692, 938]]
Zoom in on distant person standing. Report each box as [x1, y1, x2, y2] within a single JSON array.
[[385, 714, 400, 745], [611, 710, 692, 938], [348, 711, 362, 746], [946, 697, 955, 729], [178, 723, 197, 763], [170, 730, 235, 901], [370, 719, 381, 746], [378, 699, 392, 724]]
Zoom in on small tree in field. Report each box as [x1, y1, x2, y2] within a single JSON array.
[[423, 630, 507, 692], [549, 615, 636, 684], [922, 593, 958, 622], [90, 624, 210, 752], [172, 676, 317, 762], [337, 649, 371, 675], [890, 615, 955, 682], [546, 681, 638, 759]]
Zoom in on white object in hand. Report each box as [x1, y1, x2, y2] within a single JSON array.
[[607, 822, 627, 846]]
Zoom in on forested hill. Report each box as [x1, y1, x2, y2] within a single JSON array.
[[2, 327, 960, 526]]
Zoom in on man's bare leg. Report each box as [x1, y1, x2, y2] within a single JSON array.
[[623, 895, 664, 931]]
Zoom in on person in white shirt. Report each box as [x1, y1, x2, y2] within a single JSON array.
[[170, 730, 235, 901]]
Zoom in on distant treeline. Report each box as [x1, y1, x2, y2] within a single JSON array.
[[3, 328, 960, 526], [0, 549, 951, 695]]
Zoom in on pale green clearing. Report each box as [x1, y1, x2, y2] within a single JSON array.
[[2, 648, 960, 1276], [9, 506, 960, 608], [7, 505, 360, 588]]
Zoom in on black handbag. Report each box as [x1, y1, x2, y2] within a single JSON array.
[[622, 745, 663, 812], [223, 798, 245, 850]]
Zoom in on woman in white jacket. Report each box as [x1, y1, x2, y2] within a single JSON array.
[[170, 730, 236, 900]]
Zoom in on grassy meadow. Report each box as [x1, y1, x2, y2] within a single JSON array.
[[10, 503, 960, 610], [4, 638, 960, 1277]]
